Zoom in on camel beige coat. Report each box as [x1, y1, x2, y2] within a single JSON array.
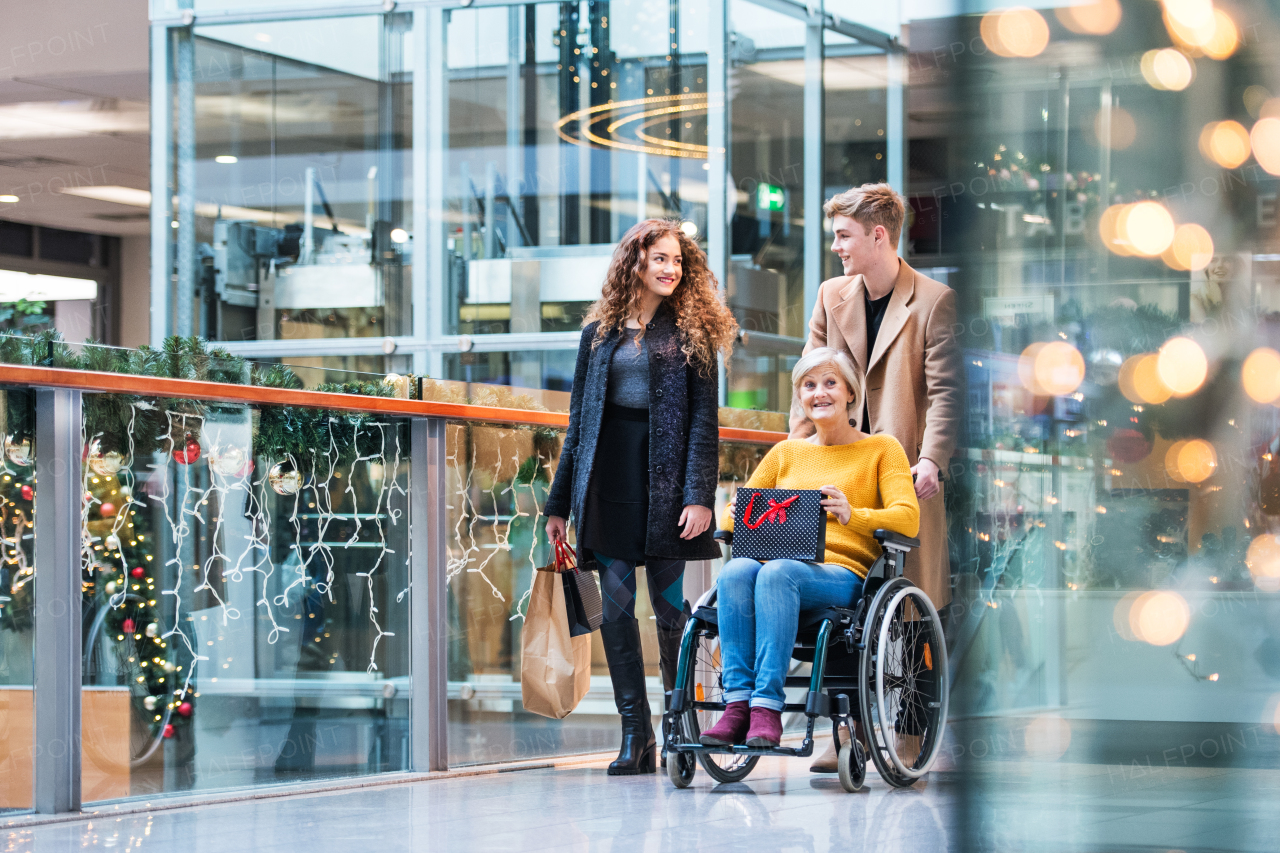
[[790, 260, 962, 606]]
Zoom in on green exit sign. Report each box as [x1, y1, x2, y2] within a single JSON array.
[[757, 183, 785, 211]]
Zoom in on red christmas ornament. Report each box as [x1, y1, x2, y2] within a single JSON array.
[[163, 723, 175, 739], [20, 484, 33, 501], [131, 566, 145, 578], [173, 437, 201, 465], [122, 618, 136, 634], [1107, 428, 1151, 464], [100, 501, 116, 517], [177, 701, 193, 718]]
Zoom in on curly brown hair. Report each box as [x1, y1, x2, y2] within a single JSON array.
[[585, 219, 738, 374]]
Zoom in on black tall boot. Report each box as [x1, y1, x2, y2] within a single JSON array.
[[600, 617, 656, 775]]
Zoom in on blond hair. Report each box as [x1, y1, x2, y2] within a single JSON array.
[[823, 182, 906, 245], [791, 347, 862, 419]]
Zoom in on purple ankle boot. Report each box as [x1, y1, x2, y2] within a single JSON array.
[[699, 701, 750, 746]]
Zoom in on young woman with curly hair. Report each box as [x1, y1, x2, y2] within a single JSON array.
[[545, 218, 737, 775]]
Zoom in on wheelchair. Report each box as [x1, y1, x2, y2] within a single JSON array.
[[663, 529, 949, 793]]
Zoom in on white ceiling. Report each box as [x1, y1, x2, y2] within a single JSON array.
[[0, 0, 151, 237]]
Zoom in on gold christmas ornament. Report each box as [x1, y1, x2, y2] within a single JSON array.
[[208, 445, 253, 478], [87, 440, 126, 476], [268, 462, 303, 496], [4, 435, 32, 467]]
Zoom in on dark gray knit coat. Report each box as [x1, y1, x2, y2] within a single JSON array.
[[545, 303, 721, 561]]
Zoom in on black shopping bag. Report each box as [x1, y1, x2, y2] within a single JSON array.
[[731, 488, 827, 563], [555, 540, 603, 637]]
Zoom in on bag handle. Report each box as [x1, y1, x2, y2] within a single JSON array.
[[534, 539, 578, 573], [554, 539, 577, 572]]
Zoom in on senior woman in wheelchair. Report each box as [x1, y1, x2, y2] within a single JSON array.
[[700, 347, 920, 749]]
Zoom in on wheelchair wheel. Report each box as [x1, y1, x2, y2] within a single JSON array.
[[673, 626, 759, 784], [666, 719, 697, 788], [859, 584, 948, 788], [837, 737, 866, 793]]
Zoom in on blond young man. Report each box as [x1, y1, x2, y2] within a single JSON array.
[[790, 183, 962, 772]]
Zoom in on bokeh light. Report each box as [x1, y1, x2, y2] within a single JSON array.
[[1203, 9, 1240, 59], [1095, 107, 1137, 150], [1141, 49, 1194, 92], [1024, 714, 1073, 760], [981, 7, 1051, 58], [1129, 590, 1191, 646], [1035, 342, 1086, 395], [1119, 353, 1175, 404], [1099, 204, 1136, 255], [1163, 0, 1215, 48], [1177, 439, 1218, 483], [1250, 117, 1280, 175], [1245, 534, 1280, 591], [1018, 343, 1046, 394], [1134, 353, 1173, 403], [1164, 440, 1189, 482], [1242, 347, 1280, 403], [1156, 336, 1208, 396], [1199, 120, 1251, 168], [1162, 223, 1215, 271], [1244, 85, 1271, 118], [1056, 0, 1122, 35], [1122, 201, 1176, 255], [1164, 0, 1215, 31], [1113, 591, 1143, 640]]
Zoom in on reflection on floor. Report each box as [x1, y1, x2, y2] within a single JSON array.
[[8, 754, 953, 852], [6, 752, 1279, 851]]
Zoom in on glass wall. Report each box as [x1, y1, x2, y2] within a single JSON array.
[[898, 3, 1280, 850], [170, 14, 412, 344], [161, 0, 890, 405]]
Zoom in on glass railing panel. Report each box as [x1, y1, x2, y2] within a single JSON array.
[[79, 390, 411, 801], [444, 420, 611, 764], [0, 387, 36, 814]]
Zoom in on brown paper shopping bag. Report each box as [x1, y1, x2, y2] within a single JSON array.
[[519, 545, 592, 719]]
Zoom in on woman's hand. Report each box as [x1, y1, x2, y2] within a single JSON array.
[[820, 485, 852, 525], [678, 505, 713, 540], [546, 515, 568, 543]]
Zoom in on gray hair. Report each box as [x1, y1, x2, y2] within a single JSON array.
[[791, 347, 862, 419]]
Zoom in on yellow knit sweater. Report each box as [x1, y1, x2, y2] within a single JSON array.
[[733, 436, 920, 577]]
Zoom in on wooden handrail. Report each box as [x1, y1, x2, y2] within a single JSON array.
[[0, 364, 786, 446]]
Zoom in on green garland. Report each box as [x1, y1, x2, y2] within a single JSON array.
[[1, 332, 416, 467]]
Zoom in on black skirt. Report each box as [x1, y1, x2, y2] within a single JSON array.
[[581, 403, 649, 563]]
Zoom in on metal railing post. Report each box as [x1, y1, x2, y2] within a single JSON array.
[[33, 388, 83, 813], [410, 416, 449, 771]]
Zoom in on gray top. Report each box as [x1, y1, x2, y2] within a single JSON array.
[[607, 326, 650, 408]]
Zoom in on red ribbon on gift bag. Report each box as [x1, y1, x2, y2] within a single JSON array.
[[742, 492, 800, 529]]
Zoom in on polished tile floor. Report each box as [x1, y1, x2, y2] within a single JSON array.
[[5, 752, 1277, 852]]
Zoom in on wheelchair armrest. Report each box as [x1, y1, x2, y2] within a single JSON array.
[[714, 529, 733, 546], [874, 529, 920, 550]]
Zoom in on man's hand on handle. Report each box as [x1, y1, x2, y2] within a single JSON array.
[[911, 458, 941, 501]]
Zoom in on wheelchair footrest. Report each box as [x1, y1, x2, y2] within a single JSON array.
[[667, 742, 815, 759]]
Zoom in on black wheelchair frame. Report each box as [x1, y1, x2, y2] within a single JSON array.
[[662, 528, 949, 792]]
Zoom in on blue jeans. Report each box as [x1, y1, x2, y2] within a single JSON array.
[[717, 558, 865, 711]]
